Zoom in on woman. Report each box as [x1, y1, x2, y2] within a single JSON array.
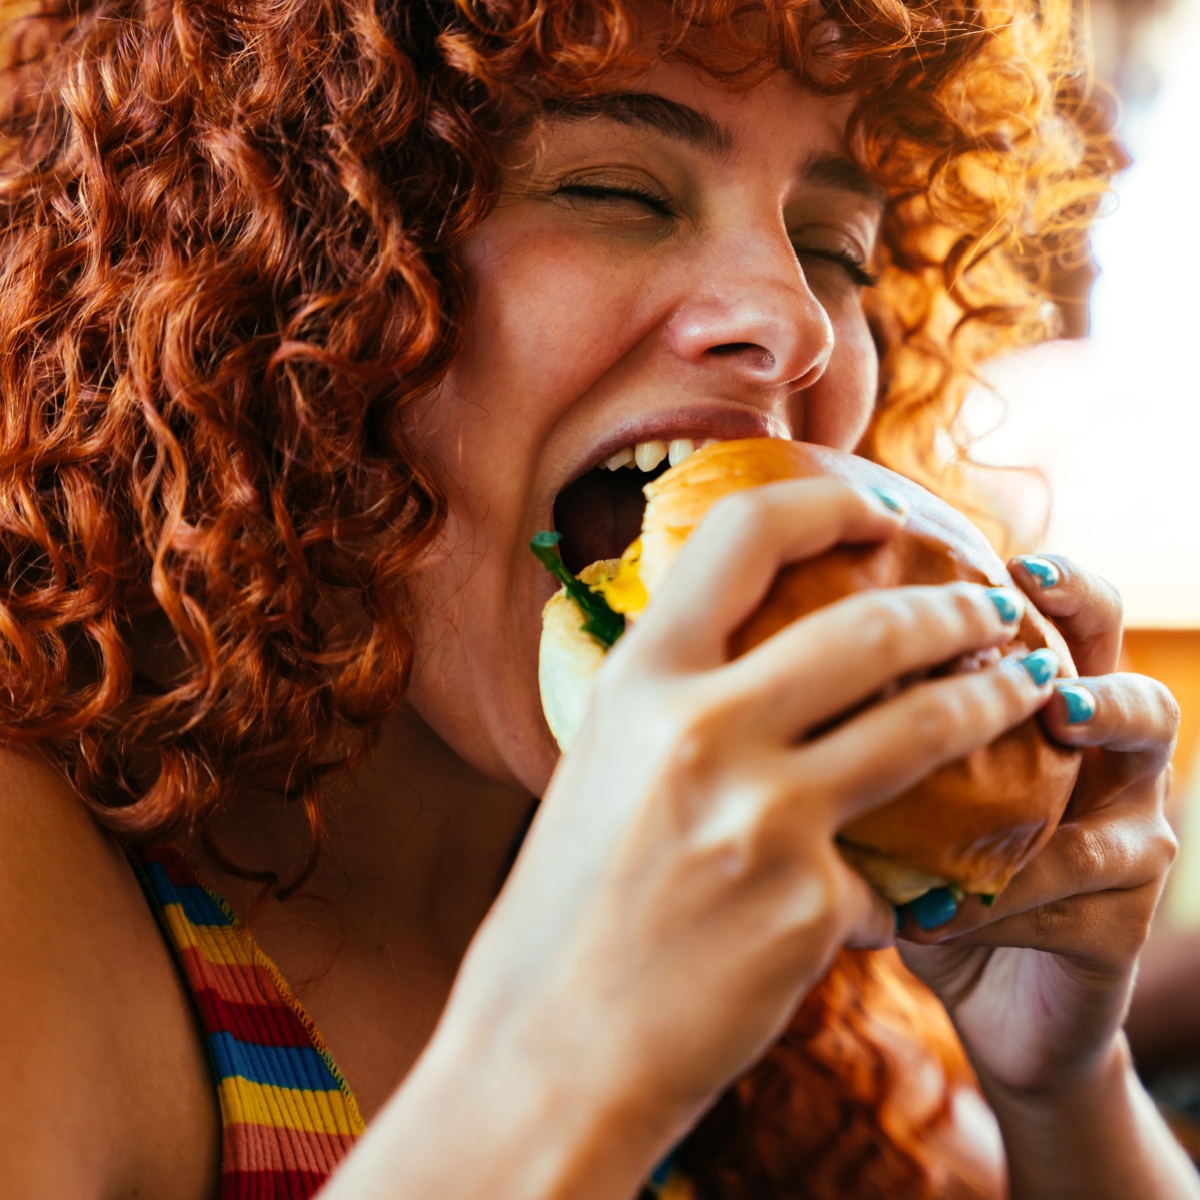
[[0, 0, 1193, 1197]]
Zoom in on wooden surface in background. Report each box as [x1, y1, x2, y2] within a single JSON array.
[[1123, 630, 1200, 784], [1112, 632, 1200, 1070]]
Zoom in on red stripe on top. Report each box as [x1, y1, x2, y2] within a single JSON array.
[[195, 990, 316, 1049]]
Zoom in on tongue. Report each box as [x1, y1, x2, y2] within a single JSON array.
[[553, 468, 649, 575]]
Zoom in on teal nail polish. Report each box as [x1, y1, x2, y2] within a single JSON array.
[[871, 486, 906, 515], [894, 905, 904, 932], [1018, 556, 1060, 588], [1057, 683, 1096, 724], [986, 588, 1020, 624], [1020, 648, 1059, 686], [908, 887, 958, 931]]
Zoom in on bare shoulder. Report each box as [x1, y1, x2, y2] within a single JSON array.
[[0, 747, 219, 1200]]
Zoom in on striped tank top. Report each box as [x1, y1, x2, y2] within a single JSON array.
[[132, 843, 697, 1199]]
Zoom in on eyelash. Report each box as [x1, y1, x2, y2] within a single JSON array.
[[555, 183, 878, 289], [796, 249, 880, 290], [556, 182, 676, 216]]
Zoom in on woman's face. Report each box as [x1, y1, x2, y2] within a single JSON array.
[[404, 60, 883, 794]]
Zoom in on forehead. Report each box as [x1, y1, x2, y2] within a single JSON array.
[[527, 60, 882, 210]]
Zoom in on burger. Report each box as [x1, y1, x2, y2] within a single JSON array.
[[536, 437, 1081, 907]]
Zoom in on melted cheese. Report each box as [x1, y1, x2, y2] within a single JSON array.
[[592, 537, 648, 616]]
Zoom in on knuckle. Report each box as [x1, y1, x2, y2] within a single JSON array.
[[1151, 816, 1179, 873], [1059, 824, 1109, 892], [693, 788, 781, 878], [1031, 897, 1072, 941], [910, 686, 964, 750], [858, 604, 910, 663], [664, 689, 747, 777], [667, 708, 721, 776]]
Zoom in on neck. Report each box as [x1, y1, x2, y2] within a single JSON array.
[[188, 704, 537, 963]]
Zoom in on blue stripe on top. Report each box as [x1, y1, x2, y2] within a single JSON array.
[[142, 860, 233, 927], [207, 1030, 344, 1093]]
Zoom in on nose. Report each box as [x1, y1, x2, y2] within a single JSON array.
[[665, 239, 834, 391]]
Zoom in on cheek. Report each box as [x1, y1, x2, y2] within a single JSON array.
[[799, 304, 879, 450], [423, 223, 647, 536], [455, 220, 648, 407]]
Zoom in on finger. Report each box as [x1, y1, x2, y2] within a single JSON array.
[[838, 861, 898, 951], [912, 881, 1164, 972], [1009, 553, 1123, 676], [798, 648, 1060, 825], [719, 581, 1025, 740], [637, 479, 904, 668], [901, 800, 1177, 942], [1044, 674, 1180, 773]]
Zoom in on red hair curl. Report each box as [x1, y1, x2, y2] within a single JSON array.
[[0, 0, 1115, 1194]]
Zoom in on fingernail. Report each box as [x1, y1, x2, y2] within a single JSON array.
[[871, 486, 907, 515], [1020, 648, 1059, 686], [894, 905, 904, 932], [1017, 556, 1060, 588], [1057, 682, 1096, 724], [907, 887, 958, 931], [986, 588, 1021, 624]]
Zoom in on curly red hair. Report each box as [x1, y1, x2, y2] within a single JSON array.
[[0, 0, 1113, 1195]]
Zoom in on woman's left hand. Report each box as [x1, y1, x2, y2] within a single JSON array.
[[898, 554, 1180, 1096]]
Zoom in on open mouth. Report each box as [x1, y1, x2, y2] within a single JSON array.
[[552, 437, 717, 574]]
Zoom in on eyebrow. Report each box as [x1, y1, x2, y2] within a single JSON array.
[[539, 92, 884, 210], [799, 150, 885, 208], [540, 92, 734, 159]]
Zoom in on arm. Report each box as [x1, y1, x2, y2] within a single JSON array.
[[984, 1036, 1199, 1200], [318, 481, 1055, 1197], [317, 1016, 664, 1200], [0, 749, 219, 1200]]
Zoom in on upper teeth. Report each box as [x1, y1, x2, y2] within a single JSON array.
[[601, 437, 719, 472]]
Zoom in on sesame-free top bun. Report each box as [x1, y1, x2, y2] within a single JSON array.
[[539, 438, 1082, 905]]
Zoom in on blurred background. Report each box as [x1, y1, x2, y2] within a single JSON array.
[[959, 0, 1200, 1153]]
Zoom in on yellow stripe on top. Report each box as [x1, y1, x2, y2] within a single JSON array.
[[157, 899, 263, 967], [217, 1077, 361, 1138]]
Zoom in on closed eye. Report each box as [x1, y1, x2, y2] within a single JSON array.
[[793, 246, 879, 289], [554, 183, 677, 218]]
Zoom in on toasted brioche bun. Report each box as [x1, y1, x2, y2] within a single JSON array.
[[540, 438, 1081, 904]]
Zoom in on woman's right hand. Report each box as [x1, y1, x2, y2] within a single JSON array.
[[430, 478, 1055, 1172]]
